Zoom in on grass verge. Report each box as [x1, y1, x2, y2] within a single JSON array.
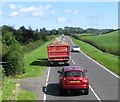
[[2, 78, 16, 100], [17, 90, 37, 100], [15, 37, 56, 78], [70, 36, 119, 75]]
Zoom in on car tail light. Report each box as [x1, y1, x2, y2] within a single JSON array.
[[63, 78, 66, 80], [82, 78, 88, 83], [61, 77, 66, 84]]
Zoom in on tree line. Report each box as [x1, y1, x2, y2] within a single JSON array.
[[1, 25, 49, 77], [0, 25, 115, 77]]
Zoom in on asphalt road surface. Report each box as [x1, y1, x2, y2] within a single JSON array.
[[43, 36, 119, 102]]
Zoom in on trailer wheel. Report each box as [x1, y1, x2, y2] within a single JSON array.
[[65, 63, 69, 66], [48, 62, 52, 66]]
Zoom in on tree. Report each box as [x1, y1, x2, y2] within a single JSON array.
[[40, 28, 47, 41], [64, 26, 70, 35], [2, 32, 19, 46], [58, 28, 63, 34], [51, 29, 57, 35], [5, 45, 25, 76]]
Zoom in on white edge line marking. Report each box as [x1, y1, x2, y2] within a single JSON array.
[[43, 67, 51, 101], [89, 85, 102, 102], [68, 36, 119, 79], [72, 59, 75, 65], [80, 51, 119, 79]]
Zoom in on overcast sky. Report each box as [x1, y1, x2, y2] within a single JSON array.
[[0, 1, 118, 30]]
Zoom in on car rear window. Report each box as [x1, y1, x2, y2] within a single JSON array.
[[65, 71, 84, 77], [73, 46, 79, 48]]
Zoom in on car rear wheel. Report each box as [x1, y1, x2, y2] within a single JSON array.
[[84, 88, 89, 95]]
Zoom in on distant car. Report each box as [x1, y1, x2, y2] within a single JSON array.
[[72, 45, 80, 52], [58, 66, 89, 95]]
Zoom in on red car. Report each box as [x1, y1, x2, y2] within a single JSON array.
[[58, 66, 89, 95]]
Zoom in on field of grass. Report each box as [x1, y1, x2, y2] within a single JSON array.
[[77, 30, 118, 56], [70, 36, 119, 75]]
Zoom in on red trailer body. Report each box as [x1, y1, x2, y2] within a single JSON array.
[[47, 45, 70, 65]]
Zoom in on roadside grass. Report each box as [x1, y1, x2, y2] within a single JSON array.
[[77, 31, 118, 56], [2, 40, 50, 100], [22, 35, 54, 54], [15, 36, 58, 78], [17, 90, 37, 100], [2, 36, 59, 100], [70, 36, 119, 75], [2, 78, 36, 100], [2, 77, 16, 100]]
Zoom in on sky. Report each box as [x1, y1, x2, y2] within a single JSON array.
[[0, 1, 118, 30]]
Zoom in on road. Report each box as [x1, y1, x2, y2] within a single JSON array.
[[43, 36, 119, 102]]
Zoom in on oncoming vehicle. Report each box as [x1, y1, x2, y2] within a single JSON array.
[[58, 66, 89, 95], [72, 45, 80, 52]]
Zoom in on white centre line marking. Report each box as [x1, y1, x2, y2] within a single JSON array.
[[89, 85, 102, 102], [43, 67, 51, 102], [72, 59, 76, 65]]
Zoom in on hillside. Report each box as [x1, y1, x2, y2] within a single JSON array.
[[78, 30, 118, 56]]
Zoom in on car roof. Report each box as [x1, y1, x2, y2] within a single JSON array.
[[63, 66, 84, 72]]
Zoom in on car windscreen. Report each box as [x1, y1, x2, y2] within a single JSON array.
[[65, 71, 84, 77], [73, 46, 79, 48]]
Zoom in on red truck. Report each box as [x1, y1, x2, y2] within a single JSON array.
[[47, 40, 70, 66]]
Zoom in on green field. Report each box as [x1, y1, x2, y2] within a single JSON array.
[[70, 36, 119, 75], [77, 31, 118, 56]]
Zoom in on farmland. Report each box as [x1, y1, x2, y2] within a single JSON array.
[[77, 30, 118, 56], [70, 30, 119, 75]]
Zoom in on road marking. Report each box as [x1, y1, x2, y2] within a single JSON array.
[[80, 51, 119, 79], [67, 36, 119, 79], [89, 85, 102, 102], [72, 59, 76, 65], [43, 67, 51, 101]]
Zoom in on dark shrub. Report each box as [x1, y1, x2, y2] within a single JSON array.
[[5, 45, 25, 76], [0, 65, 5, 80]]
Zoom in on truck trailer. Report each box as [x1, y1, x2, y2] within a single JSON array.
[[47, 39, 70, 66]]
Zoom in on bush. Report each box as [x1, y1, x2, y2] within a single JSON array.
[[5, 45, 25, 76], [0, 65, 5, 81]]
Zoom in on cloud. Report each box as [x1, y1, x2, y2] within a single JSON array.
[[51, 11, 55, 14], [57, 17, 66, 23], [8, 11, 19, 17], [32, 12, 44, 17], [8, 4, 52, 17], [73, 10, 79, 14], [19, 6, 38, 12], [64, 9, 79, 14], [9, 4, 22, 9]]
